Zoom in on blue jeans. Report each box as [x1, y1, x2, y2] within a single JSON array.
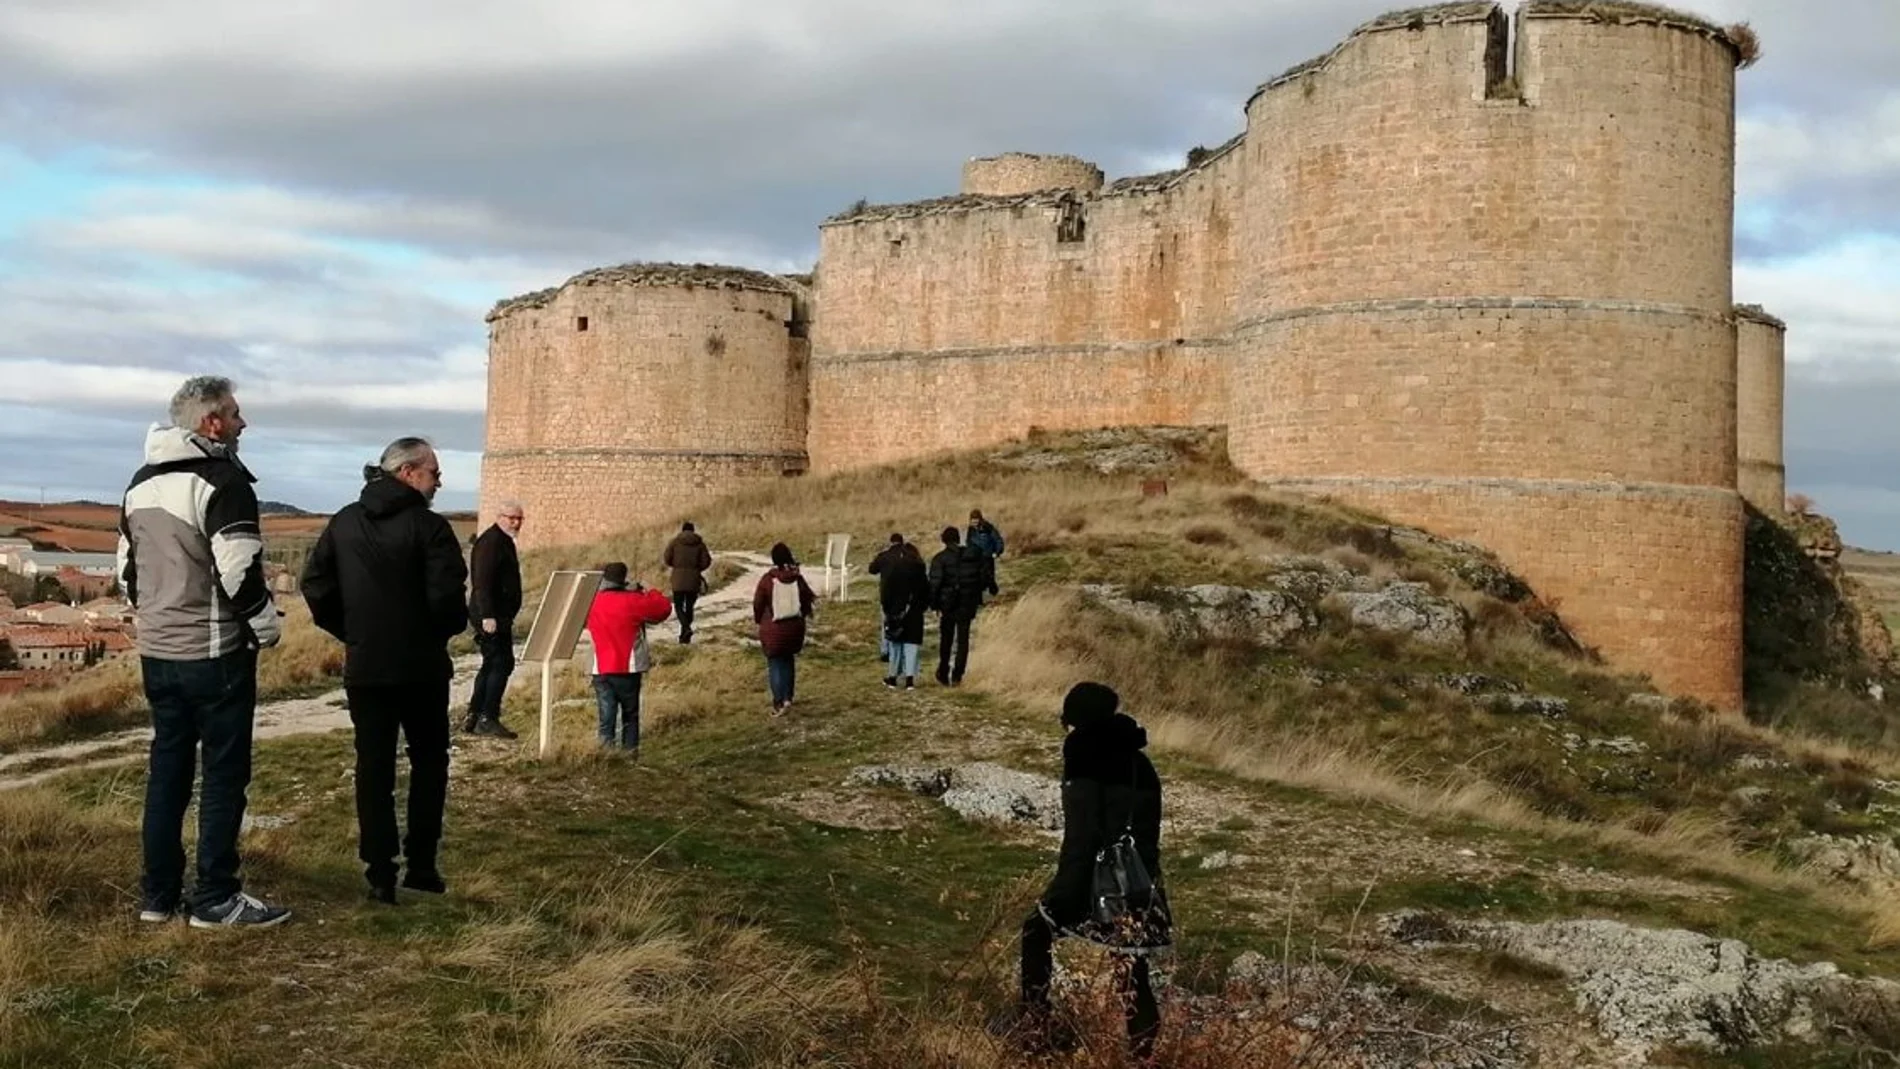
[[140, 648, 257, 912], [766, 656, 796, 705], [887, 641, 921, 679], [594, 674, 644, 749]]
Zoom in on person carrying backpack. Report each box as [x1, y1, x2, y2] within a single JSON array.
[[752, 542, 816, 715], [994, 682, 1171, 1060], [928, 526, 996, 686]]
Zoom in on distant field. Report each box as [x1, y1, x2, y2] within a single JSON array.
[[1843, 547, 1900, 634]]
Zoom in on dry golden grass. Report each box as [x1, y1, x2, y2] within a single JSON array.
[[972, 588, 1900, 947], [443, 875, 860, 1069]]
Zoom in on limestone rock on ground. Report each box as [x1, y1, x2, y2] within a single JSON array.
[[848, 762, 1061, 831], [1381, 910, 1888, 1059], [1333, 582, 1470, 647], [1081, 582, 1316, 647], [1788, 833, 1900, 892]]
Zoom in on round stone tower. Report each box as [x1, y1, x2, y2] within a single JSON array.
[[1227, 2, 1750, 708], [960, 153, 1105, 196], [481, 263, 809, 550], [1735, 304, 1787, 515]]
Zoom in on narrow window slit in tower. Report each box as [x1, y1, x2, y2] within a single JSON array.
[[576, 316, 589, 332]]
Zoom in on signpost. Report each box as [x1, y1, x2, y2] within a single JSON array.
[[520, 570, 603, 757]]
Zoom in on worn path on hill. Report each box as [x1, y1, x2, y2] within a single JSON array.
[[0, 552, 777, 791]]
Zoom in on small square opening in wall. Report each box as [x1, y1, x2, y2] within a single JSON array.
[[576, 316, 589, 332]]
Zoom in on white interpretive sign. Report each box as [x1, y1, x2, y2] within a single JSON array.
[[521, 570, 603, 757]]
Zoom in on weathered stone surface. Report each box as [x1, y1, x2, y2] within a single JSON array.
[[1333, 582, 1469, 646], [1082, 583, 1317, 647], [849, 762, 1061, 831], [1384, 911, 1870, 1056], [1486, 693, 1570, 718], [1788, 834, 1900, 892], [846, 764, 952, 797]]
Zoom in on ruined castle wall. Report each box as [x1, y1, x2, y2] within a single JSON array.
[[1736, 307, 1787, 514], [481, 280, 807, 549], [961, 153, 1105, 196], [809, 150, 1242, 471], [1227, 7, 1743, 707]]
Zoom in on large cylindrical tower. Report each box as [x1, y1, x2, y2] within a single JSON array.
[[1227, 2, 1749, 708], [960, 153, 1105, 196], [1735, 304, 1786, 515], [480, 263, 809, 550]]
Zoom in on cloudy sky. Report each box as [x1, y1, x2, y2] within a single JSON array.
[[1, 2, 1895, 543]]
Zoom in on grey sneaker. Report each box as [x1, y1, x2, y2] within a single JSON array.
[[188, 892, 291, 929], [137, 903, 181, 924]]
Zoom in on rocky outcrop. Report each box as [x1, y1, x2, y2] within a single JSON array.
[[1082, 583, 1316, 647], [848, 763, 1061, 831], [1383, 911, 1890, 1058], [1788, 833, 1900, 892], [1333, 582, 1470, 647]]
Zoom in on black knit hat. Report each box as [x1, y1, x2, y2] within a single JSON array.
[[601, 562, 629, 587], [1061, 681, 1120, 729]]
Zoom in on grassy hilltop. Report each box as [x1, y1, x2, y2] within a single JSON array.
[[5, 428, 1900, 1068]]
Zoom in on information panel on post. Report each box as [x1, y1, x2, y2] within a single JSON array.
[[521, 570, 603, 757]]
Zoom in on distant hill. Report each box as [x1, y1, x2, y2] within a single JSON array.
[[258, 500, 314, 516]]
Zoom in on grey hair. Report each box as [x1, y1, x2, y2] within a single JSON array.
[[378, 437, 435, 473], [498, 498, 525, 516], [169, 376, 235, 430]]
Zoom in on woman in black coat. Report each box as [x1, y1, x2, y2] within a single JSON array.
[[873, 538, 930, 688], [1002, 682, 1170, 1058]]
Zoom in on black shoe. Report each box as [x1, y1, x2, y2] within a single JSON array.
[[472, 719, 519, 740], [401, 870, 446, 894], [935, 667, 950, 685], [367, 883, 398, 906], [460, 713, 479, 733], [903, 677, 916, 690], [680, 630, 693, 645], [883, 676, 897, 689]]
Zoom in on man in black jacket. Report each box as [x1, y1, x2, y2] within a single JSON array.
[[999, 682, 1170, 1059], [464, 500, 524, 737], [301, 437, 469, 904], [927, 526, 996, 686]]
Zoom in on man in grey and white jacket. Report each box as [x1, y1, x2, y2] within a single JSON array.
[[117, 375, 290, 929]]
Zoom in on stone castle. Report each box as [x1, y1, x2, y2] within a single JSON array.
[[481, 1, 1781, 710]]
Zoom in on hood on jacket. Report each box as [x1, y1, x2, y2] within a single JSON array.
[[1062, 712, 1149, 784], [143, 423, 250, 477], [672, 530, 705, 549], [359, 466, 429, 519]]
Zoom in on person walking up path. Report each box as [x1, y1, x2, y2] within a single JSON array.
[[663, 521, 714, 645], [752, 542, 816, 715], [928, 526, 996, 686]]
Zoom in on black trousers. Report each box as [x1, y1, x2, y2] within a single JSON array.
[[671, 590, 699, 638], [1021, 910, 1159, 1056], [347, 680, 451, 887], [937, 613, 973, 681], [468, 624, 515, 723]]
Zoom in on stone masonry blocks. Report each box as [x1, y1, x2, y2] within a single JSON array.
[[485, 4, 1766, 711]]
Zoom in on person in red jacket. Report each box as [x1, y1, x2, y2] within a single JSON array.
[[584, 562, 672, 753]]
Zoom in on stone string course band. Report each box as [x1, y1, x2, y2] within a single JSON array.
[[483, 1, 1775, 711]]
